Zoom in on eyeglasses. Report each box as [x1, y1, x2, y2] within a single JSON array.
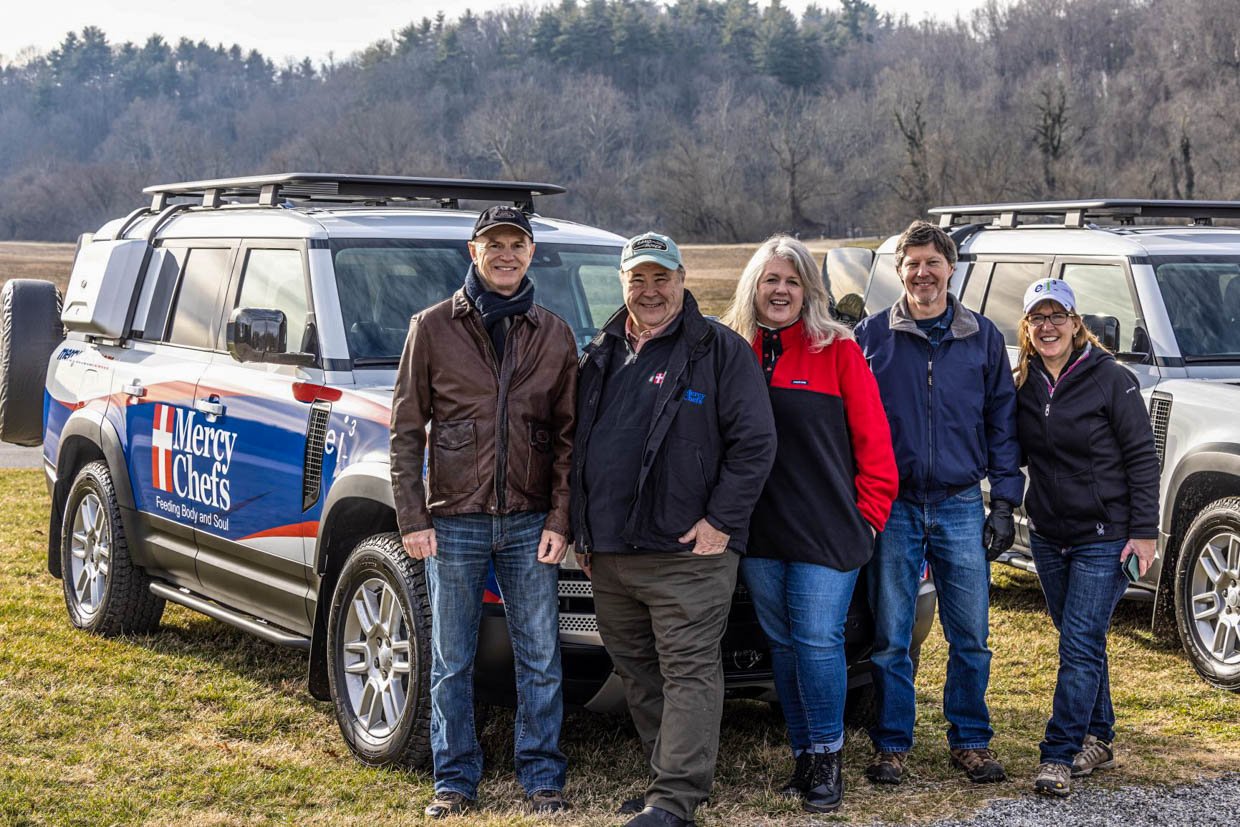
[[1026, 312, 1073, 327]]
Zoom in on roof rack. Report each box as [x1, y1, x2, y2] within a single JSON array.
[[930, 199, 1240, 230], [142, 172, 566, 213]]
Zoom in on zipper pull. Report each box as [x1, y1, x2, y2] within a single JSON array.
[[927, 359, 934, 387], [1044, 402, 1050, 417]]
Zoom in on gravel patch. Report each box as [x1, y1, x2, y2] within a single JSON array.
[[920, 773, 1240, 827]]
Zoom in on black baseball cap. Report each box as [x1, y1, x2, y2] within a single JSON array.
[[472, 205, 533, 240]]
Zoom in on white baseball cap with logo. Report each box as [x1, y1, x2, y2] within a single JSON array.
[[1022, 278, 1077, 313]]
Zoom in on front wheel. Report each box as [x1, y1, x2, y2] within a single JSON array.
[[1173, 497, 1240, 691], [326, 533, 433, 768]]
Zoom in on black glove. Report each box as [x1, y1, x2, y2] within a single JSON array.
[[982, 499, 1015, 561]]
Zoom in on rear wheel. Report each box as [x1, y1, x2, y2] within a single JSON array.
[[60, 460, 164, 635], [327, 533, 433, 768], [1174, 497, 1240, 690]]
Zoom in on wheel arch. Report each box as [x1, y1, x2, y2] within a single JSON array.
[[49, 411, 135, 579], [1154, 444, 1240, 635], [306, 466, 398, 701]]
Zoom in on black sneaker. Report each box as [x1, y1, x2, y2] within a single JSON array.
[[950, 747, 1007, 783], [527, 789, 570, 815], [424, 790, 473, 819], [865, 750, 908, 785], [802, 750, 843, 814], [778, 752, 814, 798]]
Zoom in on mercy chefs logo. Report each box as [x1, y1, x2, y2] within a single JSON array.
[[151, 403, 236, 510]]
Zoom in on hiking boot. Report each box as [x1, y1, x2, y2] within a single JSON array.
[[527, 789, 570, 815], [623, 805, 695, 827], [777, 752, 814, 798], [865, 750, 908, 784], [1033, 761, 1072, 797], [617, 796, 645, 815], [950, 747, 1007, 783], [802, 750, 843, 814], [1072, 734, 1116, 777], [424, 790, 473, 818]]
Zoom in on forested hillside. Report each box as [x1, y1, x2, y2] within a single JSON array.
[[2, 0, 1238, 241]]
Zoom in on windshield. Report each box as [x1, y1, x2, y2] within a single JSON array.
[[1151, 256, 1240, 361], [331, 239, 624, 363]]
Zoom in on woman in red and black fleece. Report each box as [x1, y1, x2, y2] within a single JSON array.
[[721, 235, 898, 814]]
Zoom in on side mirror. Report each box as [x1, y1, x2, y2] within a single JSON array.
[[227, 307, 315, 366], [833, 293, 867, 327], [1081, 314, 1120, 353]]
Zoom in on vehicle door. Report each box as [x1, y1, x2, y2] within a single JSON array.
[[191, 242, 320, 635], [109, 241, 235, 589]]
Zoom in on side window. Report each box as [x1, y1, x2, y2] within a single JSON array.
[[134, 246, 189, 340], [166, 247, 231, 349], [982, 261, 1048, 346], [864, 253, 903, 314], [1059, 262, 1140, 353], [237, 249, 311, 352], [960, 261, 992, 312]]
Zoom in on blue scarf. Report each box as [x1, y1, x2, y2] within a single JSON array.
[[464, 265, 535, 363]]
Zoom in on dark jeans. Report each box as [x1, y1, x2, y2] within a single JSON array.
[[425, 512, 566, 798], [741, 556, 858, 754], [868, 485, 994, 752], [1030, 533, 1130, 766], [590, 551, 738, 822]]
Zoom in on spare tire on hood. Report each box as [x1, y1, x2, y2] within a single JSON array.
[[0, 279, 64, 446]]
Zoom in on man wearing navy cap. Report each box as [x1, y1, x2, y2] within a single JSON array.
[[391, 205, 578, 818], [570, 232, 777, 827]]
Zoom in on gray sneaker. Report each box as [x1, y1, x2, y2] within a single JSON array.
[[1033, 762, 1071, 797], [1072, 734, 1116, 777]]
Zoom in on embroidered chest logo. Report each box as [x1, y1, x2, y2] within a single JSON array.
[[791, 379, 809, 385], [649, 371, 666, 385], [683, 389, 706, 405]]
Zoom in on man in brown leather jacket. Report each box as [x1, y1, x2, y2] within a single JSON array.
[[390, 205, 577, 819]]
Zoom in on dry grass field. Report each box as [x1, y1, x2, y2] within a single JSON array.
[[0, 242, 74, 294]]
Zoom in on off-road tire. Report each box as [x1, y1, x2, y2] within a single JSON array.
[[61, 460, 165, 635], [1174, 497, 1240, 691], [326, 532, 433, 769], [0, 279, 63, 445]]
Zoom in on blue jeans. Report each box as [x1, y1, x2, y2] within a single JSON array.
[[742, 557, 859, 754], [425, 511, 566, 797], [868, 485, 993, 752], [1030, 534, 1129, 766]]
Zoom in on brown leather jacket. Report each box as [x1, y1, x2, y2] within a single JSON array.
[[390, 289, 577, 537]]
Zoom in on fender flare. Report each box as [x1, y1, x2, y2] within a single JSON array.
[[49, 408, 137, 578]]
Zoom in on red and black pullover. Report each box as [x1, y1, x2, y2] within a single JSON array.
[[747, 320, 898, 571]]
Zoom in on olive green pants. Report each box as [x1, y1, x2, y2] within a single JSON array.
[[590, 551, 739, 821]]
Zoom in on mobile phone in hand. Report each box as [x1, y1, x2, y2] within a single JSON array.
[[1122, 552, 1142, 583]]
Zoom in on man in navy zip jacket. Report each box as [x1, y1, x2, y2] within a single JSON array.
[[571, 232, 776, 827], [853, 220, 1023, 785]]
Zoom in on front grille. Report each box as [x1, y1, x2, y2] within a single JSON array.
[[302, 402, 331, 510], [558, 580, 594, 599], [560, 613, 599, 634], [1149, 391, 1172, 470]]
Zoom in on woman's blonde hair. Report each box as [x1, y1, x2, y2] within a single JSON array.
[[720, 234, 851, 350], [1014, 301, 1107, 388]]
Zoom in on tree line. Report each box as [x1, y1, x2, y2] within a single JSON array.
[[2, 0, 1239, 243]]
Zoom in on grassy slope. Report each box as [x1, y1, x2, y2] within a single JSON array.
[[2, 469, 1237, 826]]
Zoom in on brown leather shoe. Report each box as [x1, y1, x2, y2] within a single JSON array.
[[950, 747, 1007, 783], [865, 750, 908, 784]]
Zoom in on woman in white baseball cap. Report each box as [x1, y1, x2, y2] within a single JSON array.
[[1013, 277, 1160, 798]]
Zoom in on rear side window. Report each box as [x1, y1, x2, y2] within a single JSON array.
[[236, 249, 311, 352], [981, 261, 1048, 345], [864, 254, 903, 314], [1059, 262, 1140, 353], [134, 246, 189, 340], [166, 248, 231, 349]]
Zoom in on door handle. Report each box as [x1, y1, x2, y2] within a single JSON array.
[[122, 383, 147, 399], [194, 397, 226, 418]]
